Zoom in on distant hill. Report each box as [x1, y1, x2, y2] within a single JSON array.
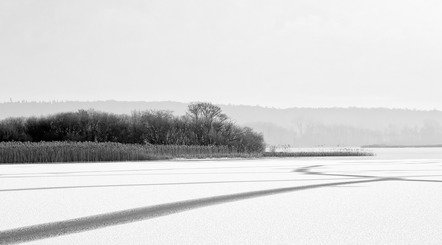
[[0, 101, 188, 119], [1, 101, 442, 147]]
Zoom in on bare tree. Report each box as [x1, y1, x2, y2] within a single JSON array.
[[187, 102, 229, 144]]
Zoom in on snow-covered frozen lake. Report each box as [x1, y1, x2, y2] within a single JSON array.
[[1, 148, 442, 244]]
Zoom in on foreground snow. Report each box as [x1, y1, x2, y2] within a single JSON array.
[[1, 149, 441, 244]]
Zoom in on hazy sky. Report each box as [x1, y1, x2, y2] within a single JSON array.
[[1, 0, 441, 109]]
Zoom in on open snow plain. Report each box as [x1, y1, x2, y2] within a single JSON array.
[[1, 148, 442, 244]]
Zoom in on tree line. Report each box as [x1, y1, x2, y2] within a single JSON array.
[[0, 102, 265, 153]]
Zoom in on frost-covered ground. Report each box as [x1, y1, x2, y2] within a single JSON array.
[[1, 148, 442, 244]]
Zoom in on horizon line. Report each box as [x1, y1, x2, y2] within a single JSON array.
[[0, 99, 441, 112]]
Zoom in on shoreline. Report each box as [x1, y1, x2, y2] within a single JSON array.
[[362, 144, 442, 148]]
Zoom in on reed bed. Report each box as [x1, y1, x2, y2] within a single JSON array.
[[0, 142, 259, 164], [263, 151, 374, 157], [264, 147, 374, 157], [0, 142, 373, 164]]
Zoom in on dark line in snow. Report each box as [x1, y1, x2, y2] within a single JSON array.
[[0, 178, 387, 244]]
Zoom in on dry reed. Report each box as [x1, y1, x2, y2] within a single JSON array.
[[0, 142, 259, 164]]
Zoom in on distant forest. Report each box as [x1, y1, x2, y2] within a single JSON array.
[[0, 102, 264, 153], [1, 101, 442, 147]]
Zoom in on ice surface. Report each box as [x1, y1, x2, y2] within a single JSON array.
[[1, 148, 441, 244]]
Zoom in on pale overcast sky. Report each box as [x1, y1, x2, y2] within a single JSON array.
[[1, 0, 441, 109]]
